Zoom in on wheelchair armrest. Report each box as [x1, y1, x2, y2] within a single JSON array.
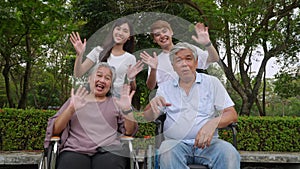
[[153, 114, 166, 148], [47, 136, 60, 169], [121, 136, 134, 154], [153, 114, 166, 135], [219, 122, 238, 149]]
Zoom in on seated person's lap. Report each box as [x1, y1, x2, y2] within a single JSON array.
[[159, 139, 239, 168], [57, 150, 128, 169]]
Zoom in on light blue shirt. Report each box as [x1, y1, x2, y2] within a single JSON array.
[[156, 73, 234, 144]]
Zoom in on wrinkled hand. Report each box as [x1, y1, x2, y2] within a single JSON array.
[[70, 32, 86, 57], [191, 23, 211, 45], [127, 60, 144, 80], [114, 85, 135, 111], [70, 86, 89, 110], [140, 51, 158, 69], [149, 96, 171, 116], [194, 119, 218, 149]]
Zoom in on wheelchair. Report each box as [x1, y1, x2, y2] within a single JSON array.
[[39, 136, 140, 169], [153, 114, 237, 169], [39, 117, 237, 169], [39, 136, 59, 169]]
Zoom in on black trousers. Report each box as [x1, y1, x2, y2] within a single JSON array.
[[56, 150, 129, 169]]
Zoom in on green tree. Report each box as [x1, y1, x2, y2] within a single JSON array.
[[0, 0, 75, 108], [69, 0, 299, 116], [274, 70, 300, 99], [167, 0, 299, 116]]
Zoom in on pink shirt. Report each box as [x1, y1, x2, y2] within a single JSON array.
[[44, 97, 127, 156]]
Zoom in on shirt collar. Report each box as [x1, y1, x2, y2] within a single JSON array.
[[173, 72, 202, 87]]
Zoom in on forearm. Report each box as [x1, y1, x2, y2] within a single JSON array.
[[205, 43, 219, 63], [124, 113, 137, 136], [143, 104, 159, 121], [53, 105, 75, 136], [73, 54, 84, 77], [129, 80, 136, 91], [146, 69, 157, 90], [208, 107, 238, 129]]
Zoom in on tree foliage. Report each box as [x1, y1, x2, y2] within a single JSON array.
[[0, 0, 299, 117], [0, 0, 76, 108], [274, 69, 300, 99]]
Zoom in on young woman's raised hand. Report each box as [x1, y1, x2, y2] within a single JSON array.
[[70, 32, 87, 57]]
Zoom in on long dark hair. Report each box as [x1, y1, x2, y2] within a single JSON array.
[[99, 18, 135, 62]]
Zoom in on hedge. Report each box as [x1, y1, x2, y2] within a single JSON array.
[[0, 108, 299, 152]]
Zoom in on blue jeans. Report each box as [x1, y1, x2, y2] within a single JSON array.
[[159, 139, 240, 169]]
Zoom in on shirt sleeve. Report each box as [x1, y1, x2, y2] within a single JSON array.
[[211, 77, 235, 111], [155, 84, 165, 98], [195, 45, 210, 70], [129, 53, 136, 65], [44, 99, 71, 149], [86, 46, 103, 63]]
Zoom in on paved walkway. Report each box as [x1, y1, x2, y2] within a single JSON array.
[[1, 150, 300, 168]]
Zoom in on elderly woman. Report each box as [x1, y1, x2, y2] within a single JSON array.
[[44, 62, 137, 169]]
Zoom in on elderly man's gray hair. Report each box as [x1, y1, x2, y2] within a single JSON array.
[[169, 42, 198, 64]]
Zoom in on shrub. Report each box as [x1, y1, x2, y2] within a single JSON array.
[[0, 108, 299, 152]]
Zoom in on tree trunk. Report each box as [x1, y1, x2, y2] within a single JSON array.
[[18, 33, 32, 109], [240, 98, 251, 116], [262, 70, 266, 116], [2, 62, 15, 108]]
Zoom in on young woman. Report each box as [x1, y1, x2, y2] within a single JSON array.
[[44, 62, 137, 169], [70, 18, 143, 96]]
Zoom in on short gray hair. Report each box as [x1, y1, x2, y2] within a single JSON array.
[[88, 62, 116, 96], [169, 42, 198, 64]]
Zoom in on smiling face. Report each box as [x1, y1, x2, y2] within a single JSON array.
[[172, 48, 198, 83], [152, 27, 173, 51], [112, 23, 131, 45], [88, 66, 113, 98]]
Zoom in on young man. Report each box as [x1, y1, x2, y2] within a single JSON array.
[[140, 20, 219, 90], [144, 42, 240, 169]]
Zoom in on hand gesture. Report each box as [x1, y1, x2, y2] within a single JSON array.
[[194, 119, 218, 149], [140, 51, 158, 69], [191, 23, 211, 45], [114, 85, 135, 112], [149, 96, 171, 116], [126, 60, 144, 81], [70, 32, 86, 57], [70, 86, 89, 110]]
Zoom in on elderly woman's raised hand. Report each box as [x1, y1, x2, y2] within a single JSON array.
[[70, 86, 89, 110], [114, 85, 135, 113]]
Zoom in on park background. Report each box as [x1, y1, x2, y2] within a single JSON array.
[[0, 0, 299, 160]]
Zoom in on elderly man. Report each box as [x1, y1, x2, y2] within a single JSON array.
[[144, 42, 240, 169]]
